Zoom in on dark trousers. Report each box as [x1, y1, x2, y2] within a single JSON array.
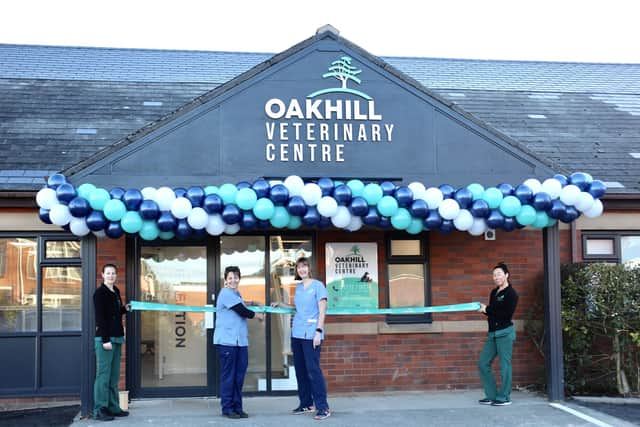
[[292, 337, 328, 411], [93, 340, 122, 416], [217, 345, 248, 415]]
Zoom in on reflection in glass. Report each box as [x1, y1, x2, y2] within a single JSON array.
[[139, 246, 207, 388], [42, 266, 82, 331], [388, 264, 425, 308], [0, 238, 37, 332], [45, 240, 81, 259], [621, 236, 640, 267]]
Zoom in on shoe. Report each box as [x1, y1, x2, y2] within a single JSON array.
[[94, 408, 114, 421], [313, 409, 331, 420], [223, 412, 242, 419], [291, 405, 314, 415], [235, 410, 249, 418], [491, 399, 512, 406], [478, 398, 493, 405], [106, 409, 129, 417]]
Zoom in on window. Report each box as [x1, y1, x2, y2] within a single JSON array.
[[0, 237, 37, 333], [583, 232, 640, 266]]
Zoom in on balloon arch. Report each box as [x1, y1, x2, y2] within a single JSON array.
[[35, 173, 606, 240]]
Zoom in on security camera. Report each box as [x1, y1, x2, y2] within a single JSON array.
[[484, 229, 496, 241]]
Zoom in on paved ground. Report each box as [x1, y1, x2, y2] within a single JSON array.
[[0, 405, 79, 427], [572, 396, 640, 425]]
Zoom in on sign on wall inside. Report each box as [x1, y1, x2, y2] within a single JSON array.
[[325, 242, 378, 309]]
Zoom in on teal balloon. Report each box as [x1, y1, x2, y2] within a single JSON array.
[[204, 185, 219, 195], [253, 198, 275, 220], [346, 179, 365, 197], [235, 188, 258, 210], [532, 211, 550, 228], [103, 199, 126, 221], [390, 208, 412, 230], [362, 183, 383, 206], [77, 183, 97, 199], [377, 195, 399, 217], [482, 187, 504, 209], [406, 218, 423, 235], [158, 231, 175, 240], [515, 205, 537, 226], [547, 218, 558, 227], [270, 206, 290, 228], [88, 188, 111, 211], [218, 183, 238, 205], [499, 195, 522, 217], [467, 183, 485, 200], [139, 220, 160, 241], [120, 211, 143, 234], [287, 215, 302, 229]]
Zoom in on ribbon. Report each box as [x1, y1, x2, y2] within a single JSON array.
[[130, 300, 481, 315]]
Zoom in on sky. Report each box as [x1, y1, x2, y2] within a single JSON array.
[[2, 0, 639, 63]]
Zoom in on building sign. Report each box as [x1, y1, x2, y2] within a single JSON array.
[[264, 56, 395, 163], [325, 242, 378, 309]]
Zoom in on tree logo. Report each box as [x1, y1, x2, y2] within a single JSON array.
[[308, 56, 372, 100]]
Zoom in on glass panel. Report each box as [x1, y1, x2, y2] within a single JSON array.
[[390, 239, 421, 256], [388, 264, 425, 308], [45, 240, 81, 259], [139, 246, 207, 387], [621, 236, 640, 267], [220, 236, 266, 392], [268, 236, 313, 390], [0, 238, 37, 332], [585, 238, 614, 256], [42, 266, 82, 331]]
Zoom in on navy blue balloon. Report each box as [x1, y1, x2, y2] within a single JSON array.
[[139, 199, 160, 220], [350, 197, 369, 216], [409, 199, 429, 218], [86, 210, 106, 231], [486, 209, 505, 229], [257, 219, 271, 230], [454, 188, 473, 209], [175, 219, 192, 240], [424, 209, 443, 229], [270, 184, 289, 205], [192, 228, 207, 240], [302, 206, 321, 226], [317, 178, 335, 196], [497, 183, 514, 197], [560, 206, 579, 223], [318, 215, 332, 229], [105, 221, 124, 239], [222, 204, 241, 224], [380, 181, 396, 196], [186, 186, 205, 207], [252, 179, 270, 198], [502, 217, 517, 231], [532, 192, 552, 211], [588, 180, 606, 198], [553, 174, 568, 187], [174, 188, 187, 198], [394, 186, 414, 208], [157, 211, 177, 232], [378, 216, 391, 229], [363, 207, 380, 225], [39, 208, 52, 224], [439, 219, 455, 233], [68, 196, 91, 217], [236, 181, 251, 190], [333, 184, 352, 205], [109, 187, 126, 200], [47, 173, 67, 189], [55, 183, 77, 204], [548, 200, 567, 219], [287, 196, 307, 216], [470, 199, 490, 218], [569, 172, 591, 191], [439, 184, 455, 199], [61, 224, 71, 232], [123, 189, 143, 211], [203, 194, 223, 214], [514, 184, 533, 204], [240, 211, 258, 229]]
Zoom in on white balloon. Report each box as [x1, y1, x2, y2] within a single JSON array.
[[583, 199, 604, 218], [49, 204, 72, 226], [317, 196, 338, 217], [301, 183, 322, 206], [206, 214, 226, 235], [171, 197, 192, 219], [559, 184, 581, 206], [523, 178, 543, 194], [283, 175, 305, 197], [468, 218, 489, 236], [92, 230, 106, 238], [423, 187, 444, 210], [187, 207, 208, 229], [140, 186, 157, 200], [36, 188, 59, 209], [69, 217, 90, 236], [154, 186, 176, 210], [453, 209, 474, 231], [408, 182, 426, 200], [331, 206, 352, 228], [574, 192, 595, 212], [224, 223, 241, 235], [346, 215, 363, 231], [438, 199, 460, 220], [541, 178, 563, 199]]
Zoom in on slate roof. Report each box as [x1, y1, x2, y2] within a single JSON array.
[[1, 41, 639, 193]]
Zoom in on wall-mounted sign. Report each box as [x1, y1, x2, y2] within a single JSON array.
[[325, 242, 378, 309]]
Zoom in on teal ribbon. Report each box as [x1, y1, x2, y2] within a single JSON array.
[[130, 300, 480, 315]]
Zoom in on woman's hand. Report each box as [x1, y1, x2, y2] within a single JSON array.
[[313, 331, 322, 348], [125, 303, 132, 312], [102, 342, 113, 351], [478, 303, 487, 314], [270, 301, 280, 308], [255, 312, 265, 322]]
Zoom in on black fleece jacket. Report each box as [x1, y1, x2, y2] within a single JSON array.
[[93, 283, 127, 343], [484, 284, 518, 332]]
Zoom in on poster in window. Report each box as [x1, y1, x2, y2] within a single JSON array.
[[325, 242, 378, 309]]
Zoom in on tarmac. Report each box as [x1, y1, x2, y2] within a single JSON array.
[[69, 390, 639, 427]]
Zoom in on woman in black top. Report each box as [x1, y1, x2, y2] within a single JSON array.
[[477, 262, 518, 406]]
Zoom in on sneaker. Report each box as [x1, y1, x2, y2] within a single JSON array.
[[223, 412, 242, 419], [478, 398, 493, 405], [106, 409, 129, 417], [313, 409, 331, 420], [491, 399, 512, 406], [235, 410, 249, 418], [94, 408, 114, 421], [291, 405, 314, 415]]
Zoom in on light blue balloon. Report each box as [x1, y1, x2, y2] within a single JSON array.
[[235, 188, 258, 210], [406, 218, 423, 235], [204, 185, 219, 195], [270, 206, 290, 228], [139, 220, 160, 241], [377, 195, 399, 217], [77, 183, 97, 199], [253, 198, 275, 220], [482, 187, 504, 209], [88, 188, 111, 211], [121, 211, 143, 234], [499, 195, 522, 217], [532, 211, 550, 228], [103, 199, 126, 221], [391, 208, 412, 230], [158, 231, 175, 240], [467, 183, 485, 200], [287, 215, 302, 229], [346, 179, 365, 198], [515, 205, 537, 226], [218, 183, 238, 205], [362, 183, 383, 206]]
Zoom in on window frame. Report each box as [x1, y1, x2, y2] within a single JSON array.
[[582, 231, 640, 264]]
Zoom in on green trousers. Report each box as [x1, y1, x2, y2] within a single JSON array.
[[93, 337, 123, 416], [478, 325, 516, 402]]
